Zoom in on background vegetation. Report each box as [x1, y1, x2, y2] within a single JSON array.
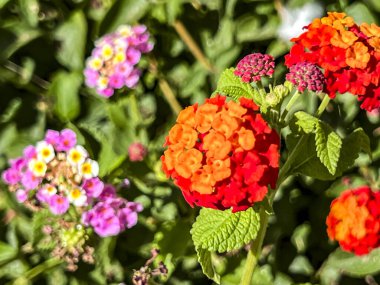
[[0, 0, 379, 284]]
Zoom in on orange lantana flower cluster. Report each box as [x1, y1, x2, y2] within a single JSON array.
[[326, 186, 380, 255], [285, 12, 380, 111], [161, 95, 280, 212]]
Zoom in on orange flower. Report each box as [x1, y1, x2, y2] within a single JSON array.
[[329, 194, 369, 240], [174, 148, 203, 178], [326, 186, 380, 255], [211, 112, 239, 139], [195, 103, 218, 133], [203, 131, 231, 160], [208, 158, 231, 182], [330, 30, 358, 49], [360, 23, 380, 38], [191, 167, 215, 194], [368, 37, 380, 52], [161, 95, 280, 212], [168, 124, 198, 149], [346, 42, 370, 69], [321, 12, 354, 30], [237, 127, 256, 151], [162, 145, 182, 171], [177, 105, 196, 127], [226, 100, 247, 118]]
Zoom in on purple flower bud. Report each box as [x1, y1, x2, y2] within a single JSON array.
[[234, 53, 275, 83], [286, 62, 326, 93], [128, 142, 147, 162]]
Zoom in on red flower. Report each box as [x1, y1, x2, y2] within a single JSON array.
[[326, 186, 380, 255], [161, 95, 280, 212], [285, 12, 380, 111]]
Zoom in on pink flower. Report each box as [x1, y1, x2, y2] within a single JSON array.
[[98, 184, 117, 201], [84, 24, 153, 98], [2, 168, 21, 185], [82, 177, 104, 199], [48, 195, 70, 215], [82, 198, 142, 237], [128, 142, 147, 162], [57, 129, 77, 151], [23, 146, 36, 160], [21, 171, 41, 190], [15, 189, 28, 203], [45, 130, 60, 148]]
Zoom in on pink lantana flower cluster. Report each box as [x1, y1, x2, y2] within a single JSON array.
[[84, 25, 153, 97], [2, 129, 142, 237]]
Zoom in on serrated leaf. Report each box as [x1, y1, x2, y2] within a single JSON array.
[[196, 247, 220, 284], [321, 248, 380, 278], [215, 68, 256, 101], [315, 123, 342, 175], [293, 111, 318, 134], [54, 10, 87, 71], [191, 207, 260, 253], [50, 71, 82, 122], [286, 128, 371, 181]]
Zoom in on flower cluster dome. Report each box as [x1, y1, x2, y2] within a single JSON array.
[[161, 95, 280, 212], [286, 12, 380, 111], [84, 25, 153, 97], [2, 129, 142, 237], [326, 186, 380, 255]]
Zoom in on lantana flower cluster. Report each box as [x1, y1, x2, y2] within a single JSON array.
[[326, 186, 380, 255], [234, 53, 275, 83], [161, 95, 280, 212], [84, 25, 153, 97], [286, 12, 380, 111], [2, 129, 142, 237]]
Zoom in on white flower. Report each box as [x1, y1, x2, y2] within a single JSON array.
[[78, 159, 99, 179], [277, 2, 323, 41], [67, 188, 87, 207], [41, 184, 57, 196], [117, 25, 133, 37], [101, 44, 114, 60], [36, 141, 55, 163], [67, 145, 88, 166], [97, 76, 109, 90], [28, 159, 47, 177]]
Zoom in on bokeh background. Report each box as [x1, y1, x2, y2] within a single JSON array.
[[0, 0, 379, 284]]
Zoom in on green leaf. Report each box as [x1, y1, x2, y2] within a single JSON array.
[[19, 0, 39, 27], [286, 128, 371, 181], [191, 207, 260, 253], [315, 123, 342, 175], [321, 248, 380, 278], [215, 68, 256, 101], [0, 241, 17, 264], [50, 71, 82, 122], [54, 10, 87, 71], [293, 111, 318, 134], [100, 0, 149, 34], [345, 2, 377, 24], [0, 98, 22, 123], [195, 247, 220, 284]]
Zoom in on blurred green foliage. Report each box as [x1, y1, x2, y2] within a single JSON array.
[[0, 0, 379, 284]]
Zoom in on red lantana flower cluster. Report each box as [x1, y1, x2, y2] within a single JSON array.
[[161, 95, 280, 212], [285, 12, 380, 111], [326, 186, 380, 255]]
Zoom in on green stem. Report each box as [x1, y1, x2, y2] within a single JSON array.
[[241, 207, 269, 285], [11, 258, 63, 284], [315, 93, 330, 118], [280, 90, 300, 123]]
